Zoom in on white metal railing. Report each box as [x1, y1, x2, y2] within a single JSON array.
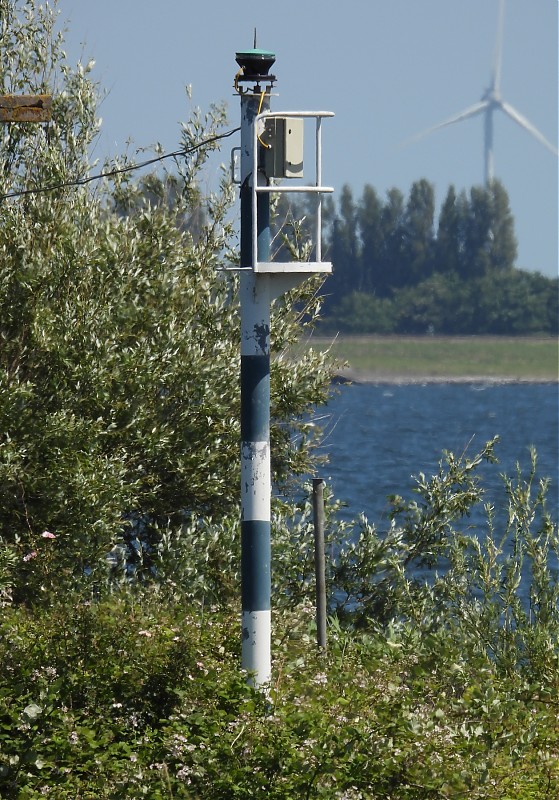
[[252, 111, 334, 273]]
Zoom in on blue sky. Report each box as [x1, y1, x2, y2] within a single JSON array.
[[60, 0, 558, 277]]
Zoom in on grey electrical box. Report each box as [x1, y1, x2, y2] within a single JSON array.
[[262, 117, 304, 179]]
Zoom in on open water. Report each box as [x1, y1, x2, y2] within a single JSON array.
[[316, 382, 558, 530]]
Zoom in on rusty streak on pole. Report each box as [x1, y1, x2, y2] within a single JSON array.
[[312, 478, 327, 651], [0, 95, 52, 122]]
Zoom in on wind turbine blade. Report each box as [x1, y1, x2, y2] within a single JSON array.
[[492, 0, 506, 94], [500, 100, 559, 156], [400, 101, 488, 147]]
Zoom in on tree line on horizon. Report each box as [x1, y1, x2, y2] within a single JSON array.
[[278, 180, 558, 335]]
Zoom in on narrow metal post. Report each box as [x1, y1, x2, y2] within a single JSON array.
[[237, 49, 276, 688], [315, 117, 323, 263], [312, 478, 327, 651]]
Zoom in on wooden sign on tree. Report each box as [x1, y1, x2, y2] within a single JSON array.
[[0, 94, 52, 122]]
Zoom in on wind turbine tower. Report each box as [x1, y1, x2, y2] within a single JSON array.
[[407, 0, 558, 185]]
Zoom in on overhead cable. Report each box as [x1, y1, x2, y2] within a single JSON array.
[[0, 126, 241, 201]]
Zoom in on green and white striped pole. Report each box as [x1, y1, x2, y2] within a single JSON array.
[[235, 47, 333, 687], [237, 48, 276, 688]]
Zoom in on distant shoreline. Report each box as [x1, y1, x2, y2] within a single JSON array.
[[334, 368, 559, 385], [305, 335, 559, 384]]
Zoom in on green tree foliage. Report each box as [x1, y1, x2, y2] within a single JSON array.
[[323, 185, 358, 309], [483, 180, 518, 273], [401, 178, 435, 286], [435, 185, 467, 276], [379, 187, 406, 293], [0, 0, 334, 602], [463, 182, 517, 278], [356, 185, 383, 294], [321, 178, 556, 335]]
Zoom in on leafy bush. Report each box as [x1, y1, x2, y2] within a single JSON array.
[[0, 0, 333, 604], [2, 440, 557, 797], [0, 575, 557, 797], [334, 438, 559, 680]]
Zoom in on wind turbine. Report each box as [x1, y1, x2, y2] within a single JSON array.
[[405, 0, 558, 185]]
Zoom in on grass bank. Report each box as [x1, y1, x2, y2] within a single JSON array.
[[306, 335, 559, 382]]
